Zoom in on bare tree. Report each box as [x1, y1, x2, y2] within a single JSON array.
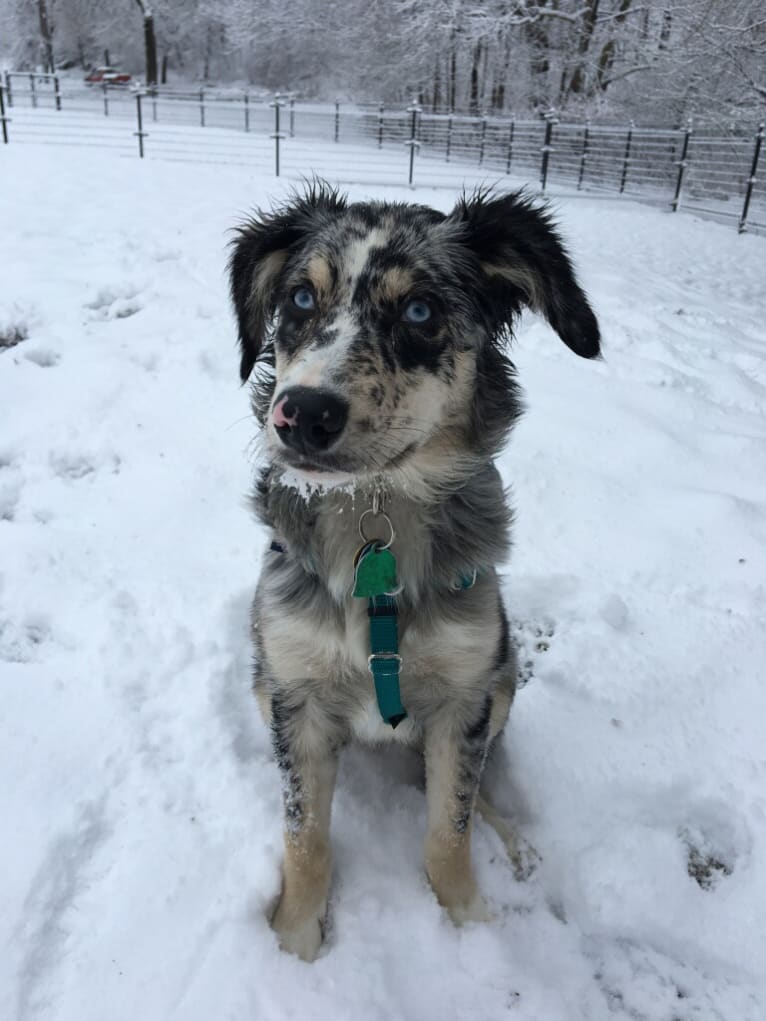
[[37, 0, 56, 71], [133, 0, 157, 84]]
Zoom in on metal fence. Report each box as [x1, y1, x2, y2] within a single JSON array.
[[1, 71, 764, 234]]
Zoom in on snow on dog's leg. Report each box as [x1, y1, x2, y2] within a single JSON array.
[[269, 693, 338, 962], [423, 701, 493, 924]]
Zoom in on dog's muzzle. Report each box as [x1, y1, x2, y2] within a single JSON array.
[[272, 387, 349, 455]]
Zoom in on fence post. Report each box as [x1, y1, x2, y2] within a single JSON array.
[[102, 81, 109, 116], [405, 102, 421, 186], [577, 122, 590, 190], [199, 87, 205, 127], [540, 114, 556, 192], [334, 100, 340, 142], [446, 115, 453, 162], [478, 115, 487, 165], [30, 73, 37, 109], [270, 96, 285, 176], [4, 72, 12, 108], [54, 74, 61, 111], [739, 122, 764, 234], [134, 91, 147, 158], [289, 97, 295, 137], [378, 104, 384, 148], [619, 122, 633, 193], [244, 91, 249, 132], [672, 120, 692, 212], [505, 118, 515, 174], [0, 82, 9, 144]]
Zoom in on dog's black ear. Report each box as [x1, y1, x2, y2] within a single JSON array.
[[229, 183, 347, 381], [449, 190, 600, 358]]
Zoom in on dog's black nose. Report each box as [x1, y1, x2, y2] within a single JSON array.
[[272, 387, 349, 453]]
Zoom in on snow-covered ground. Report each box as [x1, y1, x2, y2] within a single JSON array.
[[1, 144, 765, 1021]]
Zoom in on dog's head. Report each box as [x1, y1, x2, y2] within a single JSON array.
[[230, 184, 599, 488]]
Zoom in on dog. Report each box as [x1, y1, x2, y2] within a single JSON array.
[[229, 184, 600, 961]]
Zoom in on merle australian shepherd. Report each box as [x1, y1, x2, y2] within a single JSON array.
[[229, 184, 600, 960]]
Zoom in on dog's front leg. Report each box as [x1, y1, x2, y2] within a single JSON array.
[[423, 698, 493, 924], [269, 693, 339, 962]]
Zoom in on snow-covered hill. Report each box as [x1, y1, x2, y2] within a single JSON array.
[[1, 146, 765, 1021]]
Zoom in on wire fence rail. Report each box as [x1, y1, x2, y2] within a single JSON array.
[[1, 71, 764, 234]]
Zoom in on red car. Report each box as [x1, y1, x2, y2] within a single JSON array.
[[84, 67, 132, 86]]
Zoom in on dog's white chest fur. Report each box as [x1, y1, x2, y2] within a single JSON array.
[[349, 694, 419, 745]]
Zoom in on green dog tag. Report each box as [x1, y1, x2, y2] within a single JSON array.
[[353, 545, 398, 598]]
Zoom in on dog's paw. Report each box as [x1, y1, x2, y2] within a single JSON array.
[[476, 794, 540, 880], [492, 820, 540, 881], [445, 892, 494, 926], [271, 904, 324, 962], [507, 836, 540, 882]]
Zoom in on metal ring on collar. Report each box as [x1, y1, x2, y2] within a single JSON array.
[[358, 508, 395, 549]]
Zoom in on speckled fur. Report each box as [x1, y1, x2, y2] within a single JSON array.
[[229, 184, 600, 960]]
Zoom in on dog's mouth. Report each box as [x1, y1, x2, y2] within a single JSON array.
[[275, 441, 418, 481]]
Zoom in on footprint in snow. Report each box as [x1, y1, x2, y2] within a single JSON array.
[[49, 451, 121, 481], [0, 615, 52, 663], [680, 822, 736, 891], [24, 348, 60, 368], [0, 319, 29, 351], [0, 456, 22, 521], [85, 286, 142, 321], [509, 616, 556, 689], [0, 480, 22, 521], [674, 796, 750, 892]]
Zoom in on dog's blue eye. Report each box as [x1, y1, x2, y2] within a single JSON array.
[[403, 300, 431, 324], [292, 287, 315, 311]]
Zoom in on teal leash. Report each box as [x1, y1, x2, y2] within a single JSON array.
[[367, 593, 406, 729], [352, 508, 407, 729]]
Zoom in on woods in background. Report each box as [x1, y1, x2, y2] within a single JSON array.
[[2, 1, 764, 126]]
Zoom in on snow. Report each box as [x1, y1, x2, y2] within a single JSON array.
[[1, 143, 766, 1021]]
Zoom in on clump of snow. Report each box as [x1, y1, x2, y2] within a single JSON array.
[[1, 144, 765, 1021]]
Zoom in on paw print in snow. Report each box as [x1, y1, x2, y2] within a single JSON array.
[[509, 617, 556, 688], [49, 451, 121, 481], [0, 615, 51, 663], [680, 824, 735, 890], [24, 348, 60, 368], [85, 286, 142, 321], [0, 320, 29, 352]]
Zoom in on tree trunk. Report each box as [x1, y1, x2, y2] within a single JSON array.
[[449, 30, 458, 113], [134, 1, 158, 86], [203, 24, 212, 80], [492, 33, 511, 112], [526, 19, 550, 73], [596, 40, 615, 89], [37, 0, 55, 73], [596, 0, 632, 91], [432, 58, 442, 113], [161, 53, 168, 84], [469, 41, 482, 114], [566, 0, 600, 97]]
